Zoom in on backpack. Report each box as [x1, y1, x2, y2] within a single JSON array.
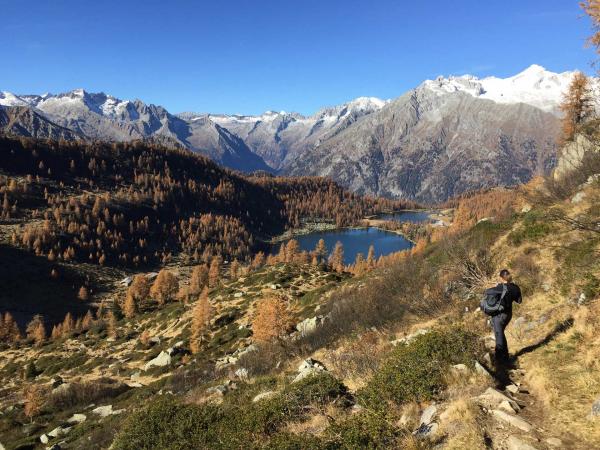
[[480, 284, 508, 316]]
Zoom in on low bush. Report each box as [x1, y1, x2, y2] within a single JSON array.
[[113, 373, 349, 449], [507, 210, 552, 246], [326, 411, 404, 449], [359, 327, 481, 410]]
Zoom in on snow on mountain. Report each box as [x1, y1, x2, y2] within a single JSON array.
[[421, 64, 586, 114]]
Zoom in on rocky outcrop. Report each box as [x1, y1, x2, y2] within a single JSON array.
[[293, 358, 327, 383], [143, 351, 171, 370]]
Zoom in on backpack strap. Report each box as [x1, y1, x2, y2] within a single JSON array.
[[500, 283, 508, 307]]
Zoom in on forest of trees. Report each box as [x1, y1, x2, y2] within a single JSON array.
[[0, 136, 413, 268]]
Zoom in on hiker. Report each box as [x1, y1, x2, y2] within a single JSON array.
[[481, 269, 522, 365]]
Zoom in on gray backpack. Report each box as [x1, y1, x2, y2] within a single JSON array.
[[480, 284, 508, 316]]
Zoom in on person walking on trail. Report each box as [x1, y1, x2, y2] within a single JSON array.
[[480, 269, 522, 365]]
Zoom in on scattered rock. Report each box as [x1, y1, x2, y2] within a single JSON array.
[[545, 437, 562, 447], [67, 413, 86, 424], [127, 382, 144, 388], [144, 351, 171, 370], [293, 358, 327, 383], [491, 410, 532, 432], [475, 388, 520, 412], [269, 284, 281, 290], [206, 380, 237, 397], [252, 391, 277, 403], [149, 336, 161, 346], [451, 363, 468, 372], [474, 361, 493, 379], [50, 376, 64, 389], [590, 397, 600, 418], [420, 405, 437, 425], [234, 292, 243, 298], [234, 368, 249, 381], [48, 426, 70, 438], [506, 435, 538, 450], [571, 191, 587, 204], [0, 442, 5, 450], [391, 329, 430, 346], [146, 272, 159, 280], [506, 384, 519, 394], [499, 400, 519, 414], [40, 434, 49, 444], [296, 315, 328, 337], [130, 371, 141, 381], [119, 276, 133, 287], [92, 405, 124, 417]]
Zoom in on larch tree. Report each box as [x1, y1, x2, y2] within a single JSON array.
[[330, 241, 345, 273], [190, 287, 213, 354], [106, 310, 118, 339], [560, 71, 594, 142], [230, 258, 240, 279], [123, 292, 137, 319], [128, 275, 150, 307], [582, 0, 600, 54], [251, 251, 265, 269], [150, 269, 179, 306], [77, 286, 89, 302], [61, 312, 75, 335], [366, 245, 376, 269], [285, 239, 300, 263], [208, 257, 221, 288], [314, 239, 327, 264], [252, 296, 293, 343], [23, 384, 44, 422], [189, 264, 209, 296], [26, 315, 46, 347]]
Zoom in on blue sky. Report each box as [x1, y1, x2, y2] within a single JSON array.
[[0, 0, 595, 115]]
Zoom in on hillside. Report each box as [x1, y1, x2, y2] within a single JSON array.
[[0, 129, 598, 449]]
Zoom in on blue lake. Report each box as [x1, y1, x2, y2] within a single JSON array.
[[270, 228, 414, 265]]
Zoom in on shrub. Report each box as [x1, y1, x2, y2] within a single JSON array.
[[326, 411, 404, 449], [112, 398, 225, 450], [113, 373, 349, 449], [264, 432, 324, 450], [507, 210, 552, 246], [359, 327, 481, 409]]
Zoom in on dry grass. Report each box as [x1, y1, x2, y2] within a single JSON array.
[[439, 399, 486, 450]]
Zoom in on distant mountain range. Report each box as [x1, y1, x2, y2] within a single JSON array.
[[0, 65, 589, 201]]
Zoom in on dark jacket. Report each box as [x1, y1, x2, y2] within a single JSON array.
[[495, 282, 522, 315]]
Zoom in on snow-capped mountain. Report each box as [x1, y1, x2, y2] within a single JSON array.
[[0, 89, 270, 172], [421, 64, 583, 114], [0, 65, 588, 200], [179, 96, 388, 169]]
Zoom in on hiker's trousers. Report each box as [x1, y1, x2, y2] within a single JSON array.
[[491, 312, 512, 360]]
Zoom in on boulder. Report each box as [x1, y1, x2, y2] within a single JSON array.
[[48, 426, 70, 438], [234, 292, 243, 298], [491, 410, 533, 432], [40, 434, 49, 444], [293, 358, 327, 383], [474, 361, 493, 379], [571, 191, 587, 204], [474, 388, 520, 412], [296, 315, 327, 337], [144, 351, 171, 371], [252, 391, 277, 403], [119, 276, 133, 287], [67, 413, 86, 424], [92, 404, 124, 417], [149, 336, 161, 346], [420, 405, 437, 425], [506, 435, 538, 450], [499, 400, 519, 414]]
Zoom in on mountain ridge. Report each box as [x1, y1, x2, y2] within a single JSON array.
[[0, 65, 587, 200]]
